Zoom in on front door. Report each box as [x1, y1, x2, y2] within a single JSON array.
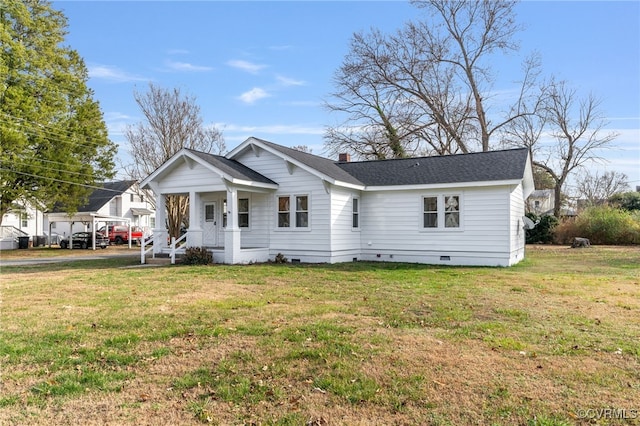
[[203, 202, 217, 246]]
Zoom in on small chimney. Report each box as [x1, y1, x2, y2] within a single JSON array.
[[339, 153, 351, 162]]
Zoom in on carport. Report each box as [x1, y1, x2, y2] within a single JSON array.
[[45, 212, 133, 250]]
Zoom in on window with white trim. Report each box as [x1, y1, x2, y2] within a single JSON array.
[[277, 195, 309, 228], [295, 195, 308, 228], [223, 198, 249, 228], [444, 195, 460, 228], [238, 198, 249, 228], [423, 197, 438, 228], [423, 194, 461, 229], [352, 197, 359, 228], [278, 196, 290, 228]]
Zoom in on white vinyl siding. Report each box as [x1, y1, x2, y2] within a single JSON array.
[[328, 188, 362, 261], [234, 148, 332, 261], [360, 186, 512, 265]]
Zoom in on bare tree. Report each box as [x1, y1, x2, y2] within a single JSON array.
[[574, 170, 629, 207], [533, 79, 618, 217], [325, 0, 538, 158], [125, 83, 225, 238]]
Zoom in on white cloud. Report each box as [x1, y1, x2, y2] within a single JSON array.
[[238, 88, 271, 104], [88, 65, 147, 83], [276, 75, 305, 87], [222, 123, 324, 135], [165, 60, 213, 72], [227, 59, 267, 74]]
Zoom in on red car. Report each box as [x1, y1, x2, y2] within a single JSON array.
[[98, 225, 144, 245]]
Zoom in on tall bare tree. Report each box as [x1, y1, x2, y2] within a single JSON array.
[[125, 83, 225, 238], [325, 0, 539, 158], [574, 171, 629, 208], [522, 79, 618, 217]]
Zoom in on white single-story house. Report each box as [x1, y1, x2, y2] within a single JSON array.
[[140, 137, 535, 267]]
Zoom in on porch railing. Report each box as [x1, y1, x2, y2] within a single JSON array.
[[140, 235, 154, 264], [169, 233, 187, 264]]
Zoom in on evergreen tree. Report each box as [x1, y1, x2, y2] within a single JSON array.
[[0, 0, 116, 224]]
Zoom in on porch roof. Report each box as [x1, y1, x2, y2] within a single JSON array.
[[140, 148, 277, 191]]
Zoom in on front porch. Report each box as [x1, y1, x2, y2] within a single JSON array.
[[140, 236, 271, 265]]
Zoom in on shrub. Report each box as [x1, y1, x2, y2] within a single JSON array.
[[554, 206, 640, 245], [525, 213, 558, 244], [274, 253, 287, 264], [182, 247, 213, 265], [609, 191, 640, 211]]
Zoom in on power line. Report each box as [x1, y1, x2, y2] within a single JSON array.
[[0, 167, 133, 194], [0, 112, 116, 151], [0, 158, 101, 179]]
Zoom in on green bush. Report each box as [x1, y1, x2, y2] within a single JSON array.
[[525, 213, 558, 244], [609, 191, 640, 211], [182, 247, 213, 265], [555, 206, 640, 245]]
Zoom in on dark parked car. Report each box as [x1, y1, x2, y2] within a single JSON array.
[[59, 232, 109, 249]]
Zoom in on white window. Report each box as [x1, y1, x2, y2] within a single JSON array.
[[423, 194, 461, 229], [222, 198, 249, 228], [352, 197, 359, 228], [444, 195, 460, 228], [20, 212, 28, 228], [423, 197, 438, 228], [238, 198, 249, 228], [295, 195, 308, 228], [277, 195, 309, 228], [278, 196, 290, 228]]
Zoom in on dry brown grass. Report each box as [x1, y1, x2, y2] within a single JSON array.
[[1, 245, 638, 425]]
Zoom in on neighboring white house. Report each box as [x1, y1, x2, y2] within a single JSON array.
[[140, 137, 535, 267], [45, 180, 155, 239], [0, 201, 46, 250], [527, 189, 554, 215]]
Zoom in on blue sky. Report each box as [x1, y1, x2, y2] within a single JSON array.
[[54, 1, 640, 188]]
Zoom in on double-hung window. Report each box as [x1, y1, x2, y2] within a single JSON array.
[[278, 196, 290, 228], [423, 195, 461, 229], [238, 198, 249, 228], [278, 195, 309, 228], [423, 197, 438, 228], [295, 195, 308, 227], [352, 197, 359, 228]]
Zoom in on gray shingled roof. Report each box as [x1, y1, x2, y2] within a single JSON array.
[[251, 138, 365, 185], [50, 180, 136, 213], [186, 149, 277, 185], [336, 148, 530, 186]]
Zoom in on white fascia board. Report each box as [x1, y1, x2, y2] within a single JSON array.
[[139, 148, 190, 189], [363, 179, 523, 192], [329, 180, 366, 191], [226, 137, 256, 158], [227, 179, 278, 190]]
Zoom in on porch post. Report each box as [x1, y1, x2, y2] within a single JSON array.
[[224, 186, 241, 264], [187, 191, 203, 247], [152, 191, 168, 255]]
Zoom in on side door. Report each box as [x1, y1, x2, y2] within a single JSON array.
[[202, 202, 217, 246]]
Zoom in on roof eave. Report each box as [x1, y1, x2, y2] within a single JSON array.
[[363, 179, 525, 192]]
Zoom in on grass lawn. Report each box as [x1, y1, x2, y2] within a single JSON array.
[[0, 245, 638, 425]]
